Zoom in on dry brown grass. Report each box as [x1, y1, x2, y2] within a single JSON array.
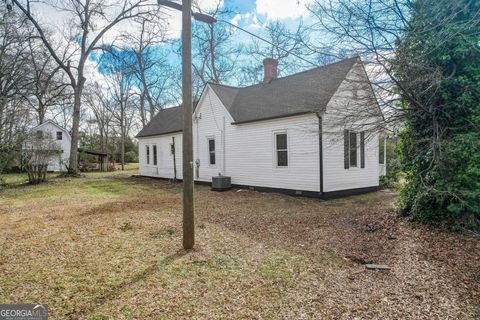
[[0, 171, 479, 319]]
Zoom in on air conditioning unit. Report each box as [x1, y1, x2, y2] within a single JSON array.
[[211, 175, 231, 192]]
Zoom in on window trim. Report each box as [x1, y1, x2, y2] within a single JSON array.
[[274, 130, 289, 168], [344, 129, 365, 170], [207, 137, 216, 167]]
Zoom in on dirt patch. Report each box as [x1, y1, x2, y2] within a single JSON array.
[[80, 196, 181, 217]]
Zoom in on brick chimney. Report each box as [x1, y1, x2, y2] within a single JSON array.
[[263, 58, 278, 83]]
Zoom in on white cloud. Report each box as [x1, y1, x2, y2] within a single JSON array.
[[161, 9, 183, 39], [231, 13, 243, 26], [30, 0, 225, 45], [255, 0, 313, 20], [230, 12, 263, 30], [194, 0, 224, 11]]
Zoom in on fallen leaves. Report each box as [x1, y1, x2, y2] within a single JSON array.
[[0, 173, 478, 319]]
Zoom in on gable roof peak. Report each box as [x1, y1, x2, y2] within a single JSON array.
[[211, 56, 360, 123], [138, 56, 364, 136]]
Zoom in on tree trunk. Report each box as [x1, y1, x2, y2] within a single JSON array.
[[100, 131, 105, 153], [136, 52, 156, 120], [121, 132, 125, 171], [0, 96, 5, 145], [69, 78, 84, 173], [209, 26, 219, 83], [139, 94, 147, 127], [121, 100, 125, 171], [149, 101, 155, 121], [38, 101, 45, 124]]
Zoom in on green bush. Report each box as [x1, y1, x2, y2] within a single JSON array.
[[398, 130, 480, 230], [395, 0, 480, 230], [380, 137, 402, 189], [124, 151, 138, 163]]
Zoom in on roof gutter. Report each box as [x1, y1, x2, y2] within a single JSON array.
[[231, 111, 315, 125], [135, 129, 183, 139]]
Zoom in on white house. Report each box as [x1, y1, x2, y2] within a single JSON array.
[[136, 57, 386, 198], [26, 120, 71, 172]]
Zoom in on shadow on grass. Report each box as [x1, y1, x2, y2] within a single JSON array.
[[80, 250, 188, 319]]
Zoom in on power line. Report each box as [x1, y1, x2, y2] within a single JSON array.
[[158, 1, 319, 67], [218, 19, 319, 67]]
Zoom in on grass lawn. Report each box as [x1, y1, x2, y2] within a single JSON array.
[[0, 169, 479, 319]]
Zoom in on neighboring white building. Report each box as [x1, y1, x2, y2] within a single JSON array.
[[136, 57, 386, 198], [26, 120, 71, 172]]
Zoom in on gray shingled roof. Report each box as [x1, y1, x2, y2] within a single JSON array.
[[210, 57, 359, 123], [136, 106, 183, 138], [137, 57, 359, 137]]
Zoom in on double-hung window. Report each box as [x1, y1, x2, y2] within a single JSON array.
[[56, 131, 63, 140], [379, 137, 385, 164], [344, 130, 365, 169], [349, 131, 358, 167], [153, 145, 158, 166], [208, 138, 215, 165], [146, 145, 150, 165], [275, 132, 288, 167]]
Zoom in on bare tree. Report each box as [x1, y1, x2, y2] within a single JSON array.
[[85, 81, 114, 155], [239, 20, 313, 85], [306, 0, 412, 131], [0, 6, 32, 147], [8, 0, 155, 173], [103, 64, 137, 171], [116, 11, 178, 125], [188, 0, 240, 97], [26, 37, 71, 124]]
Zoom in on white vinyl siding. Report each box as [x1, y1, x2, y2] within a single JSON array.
[[139, 62, 382, 195], [193, 86, 230, 180], [26, 121, 71, 172], [226, 114, 319, 192], [322, 62, 381, 192], [191, 86, 320, 192], [138, 133, 183, 179]]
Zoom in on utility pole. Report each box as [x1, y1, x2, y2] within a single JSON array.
[[181, 0, 194, 250], [158, 0, 216, 250], [157, 0, 311, 250]]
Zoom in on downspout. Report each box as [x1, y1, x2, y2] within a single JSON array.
[[194, 113, 200, 179], [172, 136, 177, 181], [384, 136, 387, 176], [222, 116, 226, 175], [317, 114, 324, 196]]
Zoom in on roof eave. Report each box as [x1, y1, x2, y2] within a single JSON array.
[[136, 129, 183, 139], [231, 111, 318, 125]]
